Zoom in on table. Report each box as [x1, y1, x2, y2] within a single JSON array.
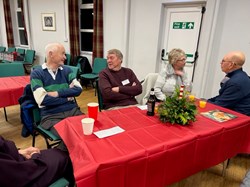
[[0, 76, 30, 120], [55, 103, 250, 187]]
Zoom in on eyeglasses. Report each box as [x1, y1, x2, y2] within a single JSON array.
[[177, 58, 186, 62], [221, 59, 238, 66], [221, 59, 232, 63]]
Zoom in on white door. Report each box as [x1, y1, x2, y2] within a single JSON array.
[[161, 5, 204, 82]]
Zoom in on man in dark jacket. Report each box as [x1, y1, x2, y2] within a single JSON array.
[[208, 51, 250, 116], [0, 136, 74, 187]]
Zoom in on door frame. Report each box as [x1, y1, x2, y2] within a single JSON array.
[[156, 0, 220, 98]]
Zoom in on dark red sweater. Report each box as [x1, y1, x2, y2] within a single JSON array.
[[99, 67, 142, 109]]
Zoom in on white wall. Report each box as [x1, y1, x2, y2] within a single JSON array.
[[103, 0, 250, 98], [203, 0, 250, 98], [28, 0, 69, 64], [0, 0, 8, 46]]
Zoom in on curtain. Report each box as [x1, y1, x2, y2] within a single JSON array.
[[3, 0, 14, 47], [92, 0, 104, 61], [68, 0, 80, 65], [20, 0, 28, 45]]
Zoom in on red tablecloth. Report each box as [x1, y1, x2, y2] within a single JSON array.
[[55, 103, 250, 187], [0, 76, 30, 108]]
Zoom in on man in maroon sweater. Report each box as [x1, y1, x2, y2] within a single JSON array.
[[0, 136, 74, 187], [99, 49, 142, 109]]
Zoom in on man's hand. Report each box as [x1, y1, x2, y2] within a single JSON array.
[[69, 82, 75, 88], [18, 147, 40, 159], [47, 91, 59, 97], [112, 87, 119, 93]]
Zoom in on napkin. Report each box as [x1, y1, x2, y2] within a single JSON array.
[[94, 126, 125, 138]]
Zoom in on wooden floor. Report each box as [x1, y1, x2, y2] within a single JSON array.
[[0, 87, 249, 187]]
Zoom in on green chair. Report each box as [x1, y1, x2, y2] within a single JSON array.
[[32, 107, 61, 149], [17, 48, 26, 56], [0, 46, 6, 52], [80, 58, 107, 88], [65, 53, 71, 65], [64, 65, 80, 79], [32, 65, 80, 79], [95, 79, 104, 111], [23, 49, 36, 74], [0, 62, 25, 77], [31, 65, 80, 148], [7, 47, 16, 53], [49, 177, 69, 187], [0, 63, 25, 121], [24, 49, 35, 64]]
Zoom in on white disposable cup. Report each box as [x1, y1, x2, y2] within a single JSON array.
[[81, 118, 95, 135]]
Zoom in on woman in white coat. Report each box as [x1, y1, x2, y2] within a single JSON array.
[[154, 48, 189, 101]]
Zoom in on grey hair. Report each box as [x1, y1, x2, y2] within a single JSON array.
[[168, 48, 186, 65], [45, 43, 62, 58], [108, 49, 123, 62]]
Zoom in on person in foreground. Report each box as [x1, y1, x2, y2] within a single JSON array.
[[30, 43, 83, 144], [208, 51, 250, 116], [0, 136, 75, 187], [154, 48, 189, 101], [99, 49, 142, 109]]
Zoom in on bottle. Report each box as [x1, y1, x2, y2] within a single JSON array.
[[147, 88, 156, 116]]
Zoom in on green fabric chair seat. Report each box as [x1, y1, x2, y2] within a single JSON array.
[[48, 177, 69, 187], [80, 73, 98, 80], [36, 126, 60, 141], [79, 58, 107, 89]]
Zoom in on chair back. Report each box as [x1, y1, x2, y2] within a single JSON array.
[[0, 62, 25, 77], [95, 79, 104, 111], [7, 47, 16, 53], [135, 73, 158, 105], [48, 177, 69, 187], [65, 53, 71, 65], [17, 48, 26, 56], [24, 49, 36, 64], [92, 58, 108, 74], [74, 56, 92, 74], [64, 65, 80, 79], [0, 46, 6, 52], [32, 107, 41, 125]]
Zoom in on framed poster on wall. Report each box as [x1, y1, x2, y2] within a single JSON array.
[[41, 13, 56, 31]]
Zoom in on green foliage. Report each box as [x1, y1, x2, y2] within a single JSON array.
[[157, 87, 197, 125]]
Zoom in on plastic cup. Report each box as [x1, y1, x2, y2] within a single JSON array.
[[188, 94, 195, 101], [199, 99, 207, 108], [81, 118, 95, 135], [87, 102, 99, 120]]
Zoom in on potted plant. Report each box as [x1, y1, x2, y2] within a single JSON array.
[[157, 86, 197, 125]]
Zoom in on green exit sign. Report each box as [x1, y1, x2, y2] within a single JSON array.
[[173, 22, 194, 29]]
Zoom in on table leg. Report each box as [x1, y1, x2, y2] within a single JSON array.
[[4, 107, 8, 121]]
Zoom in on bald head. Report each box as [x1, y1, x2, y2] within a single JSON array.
[[45, 43, 64, 58], [221, 51, 246, 73], [45, 43, 66, 68], [226, 51, 245, 67]]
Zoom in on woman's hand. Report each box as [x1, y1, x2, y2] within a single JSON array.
[[174, 69, 184, 76]]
